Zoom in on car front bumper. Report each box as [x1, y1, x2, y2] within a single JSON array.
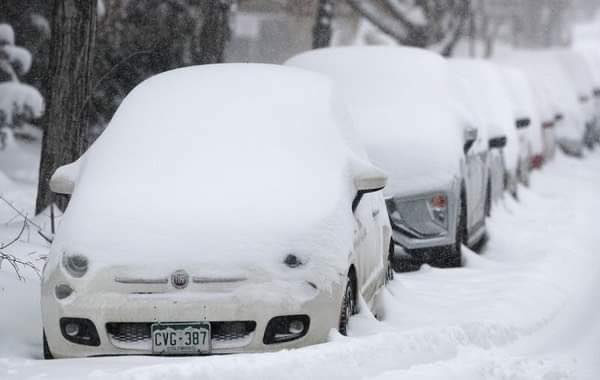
[[42, 271, 343, 358], [387, 183, 460, 252]]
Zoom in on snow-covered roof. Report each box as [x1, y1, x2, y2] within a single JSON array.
[[499, 66, 543, 156], [448, 59, 519, 171], [498, 50, 585, 141], [286, 46, 464, 196]]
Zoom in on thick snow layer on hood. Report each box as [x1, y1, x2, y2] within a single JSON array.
[[448, 59, 519, 171], [52, 64, 362, 287], [286, 47, 463, 197]]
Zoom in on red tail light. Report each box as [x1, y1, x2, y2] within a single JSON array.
[[542, 121, 554, 129], [531, 155, 544, 170], [431, 195, 447, 209]]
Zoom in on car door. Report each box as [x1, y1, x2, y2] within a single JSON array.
[[464, 135, 487, 237], [352, 193, 384, 305]]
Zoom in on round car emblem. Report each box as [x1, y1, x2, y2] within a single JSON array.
[[171, 270, 189, 289]]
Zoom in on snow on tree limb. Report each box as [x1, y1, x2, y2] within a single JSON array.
[[2, 45, 32, 75], [0, 82, 45, 125], [0, 24, 15, 46]]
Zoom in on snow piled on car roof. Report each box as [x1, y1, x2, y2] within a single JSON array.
[[448, 60, 520, 172], [286, 46, 463, 196], [499, 66, 544, 157], [498, 51, 585, 142], [52, 64, 364, 288]]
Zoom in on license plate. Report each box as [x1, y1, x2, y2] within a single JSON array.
[[151, 322, 210, 354]]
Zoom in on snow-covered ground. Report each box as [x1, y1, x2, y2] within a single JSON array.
[[1, 142, 600, 379]]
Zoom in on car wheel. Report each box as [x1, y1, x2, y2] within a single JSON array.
[[485, 180, 492, 218], [338, 275, 355, 336], [43, 331, 54, 360], [519, 160, 530, 188], [438, 195, 464, 268], [386, 241, 395, 284]]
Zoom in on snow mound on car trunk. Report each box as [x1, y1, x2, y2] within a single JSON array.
[[286, 46, 464, 197], [51, 64, 362, 289]]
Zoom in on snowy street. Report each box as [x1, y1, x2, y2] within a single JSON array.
[[1, 149, 599, 379]]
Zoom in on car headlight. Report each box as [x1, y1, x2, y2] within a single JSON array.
[[386, 194, 449, 239], [62, 253, 89, 278]]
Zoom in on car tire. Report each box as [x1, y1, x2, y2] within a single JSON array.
[[43, 331, 54, 360], [437, 195, 465, 268], [386, 241, 395, 284], [519, 159, 530, 188], [485, 180, 492, 218], [338, 275, 356, 336]]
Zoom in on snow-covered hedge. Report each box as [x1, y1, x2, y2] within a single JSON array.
[[0, 23, 45, 148]]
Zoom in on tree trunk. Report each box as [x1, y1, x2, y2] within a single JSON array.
[[35, 0, 96, 214], [312, 0, 335, 49], [193, 0, 232, 65], [441, 0, 471, 57]]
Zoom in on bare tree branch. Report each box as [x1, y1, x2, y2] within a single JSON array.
[[347, 0, 471, 51], [0, 218, 26, 249]]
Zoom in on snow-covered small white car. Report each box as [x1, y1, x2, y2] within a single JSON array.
[[286, 47, 488, 269], [41, 64, 393, 358], [499, 67, 543, 188]]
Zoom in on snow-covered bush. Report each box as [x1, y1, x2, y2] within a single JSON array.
[[0, 23, 45, 149]]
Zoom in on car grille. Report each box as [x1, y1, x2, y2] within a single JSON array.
[[106, 321, 257, 351]]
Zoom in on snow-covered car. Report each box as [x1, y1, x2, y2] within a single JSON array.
[[499, 67, 543, 184], [41, 64, 393, 358], [527, 75, 558, 163], [550, 50, 597, 150], [286, 47, 488, 269], [501, 51, 586, 157], [574, 46, 600, 146], [448, 59, 516, 209]]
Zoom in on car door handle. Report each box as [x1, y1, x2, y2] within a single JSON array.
[[372, 209, 380, 218]]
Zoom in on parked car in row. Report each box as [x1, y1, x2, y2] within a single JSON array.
[[41, 64, 393, 358], [448, 59, 517, 204], [551, 50, 597, 150], [572, 46, 600, 147], [286, 47, 489, 269], [501, 51, 587, 157], [499, 67, 543, 183]]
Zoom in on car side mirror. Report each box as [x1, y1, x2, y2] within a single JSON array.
[[463, 127, 478, 154], [489, 136, 507, 149], [352, 167, 387, 212], [516, 118, 531, 129], [49, 160, 82, 195]]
